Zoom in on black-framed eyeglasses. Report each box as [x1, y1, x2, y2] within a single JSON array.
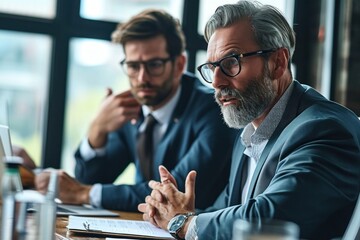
[[120, 57, 172, 77], [197, 49, 278, 84]]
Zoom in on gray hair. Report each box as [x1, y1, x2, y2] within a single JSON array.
[[204, 0, 296, 59]]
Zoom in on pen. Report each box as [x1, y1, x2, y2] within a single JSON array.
[[82, 221, 103, 232]]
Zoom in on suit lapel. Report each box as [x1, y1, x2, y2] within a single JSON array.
[[228, 137, 246, 205], [244, 81, 307, 201], [152, 75, 194, 173]]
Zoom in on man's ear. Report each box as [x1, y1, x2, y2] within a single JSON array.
[[174, 54, 186, 79], [272, 48, 290, 79]]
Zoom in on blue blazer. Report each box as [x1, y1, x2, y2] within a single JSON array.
[[196, 81, 360, 240], [74, 73, 238, 211]]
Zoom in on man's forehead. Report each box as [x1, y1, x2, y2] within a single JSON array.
[[206, 21, 256, 60]]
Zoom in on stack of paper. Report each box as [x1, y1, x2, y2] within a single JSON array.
[[67, 215, 174, 239]]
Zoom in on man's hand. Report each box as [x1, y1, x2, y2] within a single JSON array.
[[88, 89, 140, 148], [138, 165, 197, 230], [35, 169, 92, 205], [12, 145, 37, 169]]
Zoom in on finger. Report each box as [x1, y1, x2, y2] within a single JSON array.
[[148, 180, 162, 190], [145, 195, 161, 211], [142, 197, 157, 218], [148, 216, 159, 228], [151, 189, 164, 202], [138, 203, 147, 213], [185, 170, 197, 200], [118, 97, 140, 107], [148, 204, 157, 218], [142, 213, 150, 221], [159, 165, 177, 187], [113, 89, 133, 98]]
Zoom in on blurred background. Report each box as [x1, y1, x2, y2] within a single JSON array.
[[0, 0, 359, 184]]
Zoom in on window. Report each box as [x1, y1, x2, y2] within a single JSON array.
[[0, 30, 51, 165], [63, 38, 129, 178], [0, 0, 56, 18], [80, 0, 183, 23]]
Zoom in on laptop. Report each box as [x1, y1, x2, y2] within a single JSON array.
[[56, 203, 119, 217], [0, 124, 13, 157]]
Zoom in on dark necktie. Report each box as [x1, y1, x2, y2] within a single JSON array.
[[137, 114, 157, 181]]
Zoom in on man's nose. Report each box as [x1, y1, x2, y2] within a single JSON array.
[[212, 67, 231, 89], [136, 65, 150, 83]]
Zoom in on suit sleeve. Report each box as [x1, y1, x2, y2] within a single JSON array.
[[196, 116, 360, 240], [74, 129, 133, 184]]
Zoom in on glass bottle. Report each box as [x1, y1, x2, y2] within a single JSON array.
[[1, 156, 24, 240]]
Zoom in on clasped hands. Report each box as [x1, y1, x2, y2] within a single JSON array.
[[138, 165, 197, 232]]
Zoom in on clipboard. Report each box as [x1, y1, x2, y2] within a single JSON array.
[[67, 215, 174, 239]]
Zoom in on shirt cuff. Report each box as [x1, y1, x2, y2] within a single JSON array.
[[79, 138, 106, 161], [89, 183, 103, 208], [185, 216, 198, 240]]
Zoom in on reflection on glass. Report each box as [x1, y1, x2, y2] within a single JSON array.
[[196, 50, 213, 89], [63, 38, 134, 183], [0, 0, 56, 18], [198, 0, 290, 34], [80, 0, 183, 23], [0, 30, 51, 166]]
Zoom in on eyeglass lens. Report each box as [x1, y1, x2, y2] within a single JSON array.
[[122, 59, 169, 77], [200, 55, 240, 83]]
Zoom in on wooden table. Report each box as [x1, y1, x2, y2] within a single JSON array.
[[55, 211, 144, 240]]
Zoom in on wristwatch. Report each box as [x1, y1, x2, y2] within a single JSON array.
[[167, 212, 196, 240]]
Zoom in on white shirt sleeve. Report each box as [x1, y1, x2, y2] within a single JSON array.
[[89, 183, 103, 208], [185, 216, 198, 240], [79, 138, 106, 161]]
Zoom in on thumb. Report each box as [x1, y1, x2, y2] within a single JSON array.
[[185, 170, 196, 201], [159, 165, 177, 187]]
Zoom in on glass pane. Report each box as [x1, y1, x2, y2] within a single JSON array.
[[63, 38, 134, 183], [198, 0, 292, 34], [0, 30, 51, 166], [80, 0, 184, 23], [0, 0, 56, 19]]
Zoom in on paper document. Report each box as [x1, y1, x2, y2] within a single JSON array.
[[67, 215, 174, 239]]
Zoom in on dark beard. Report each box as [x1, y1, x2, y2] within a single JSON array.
[[215, 66, 276, 129], [131, 68, 175, 107]]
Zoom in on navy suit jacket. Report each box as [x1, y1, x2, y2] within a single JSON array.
[[74, 73, 238, 211], [196, 81, 360, 240]]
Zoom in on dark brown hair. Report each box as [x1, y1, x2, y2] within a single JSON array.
[[112, 9, 186, 58]]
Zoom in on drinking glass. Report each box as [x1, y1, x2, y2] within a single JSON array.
[[232, 219, 300, 240]]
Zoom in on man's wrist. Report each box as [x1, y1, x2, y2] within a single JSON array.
[[177, 215, 194, 239], [81, 185, 92, 204], [167, 212, 196, 240]]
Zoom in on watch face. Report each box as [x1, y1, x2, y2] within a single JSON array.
[[168, 215, 187, 233]]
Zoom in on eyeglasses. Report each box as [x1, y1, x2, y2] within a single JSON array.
[[197, 49, 277, 83], [120, 57, 172, 77]]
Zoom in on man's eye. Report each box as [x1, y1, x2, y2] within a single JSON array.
[[127, 63, 140, 70], [147, 61, 163, 69], [222, 58, 238, 69], [204, 63, 215, 72]]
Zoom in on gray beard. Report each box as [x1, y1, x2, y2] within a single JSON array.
[[216, 69, 276, 129]]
